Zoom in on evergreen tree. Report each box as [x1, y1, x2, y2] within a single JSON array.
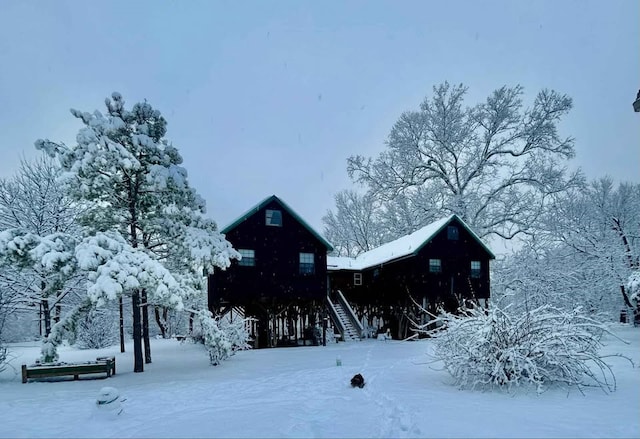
[[36, 93, 238, 372]]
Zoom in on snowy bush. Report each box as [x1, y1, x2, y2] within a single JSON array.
[[195, 311, 232, 366], [325, 326, 337, 344], [422, 304, 627, 394], [75, 308, 119, 349], [219, 317, 253, 353]]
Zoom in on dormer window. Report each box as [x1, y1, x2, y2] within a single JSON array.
[[266, 209, 282, 227], [447, 226, 459, 240]]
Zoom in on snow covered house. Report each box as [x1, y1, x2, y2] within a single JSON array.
[[208, 196, 495, 347], [327, 215, 495, 339], [208, 195, 333, 348]]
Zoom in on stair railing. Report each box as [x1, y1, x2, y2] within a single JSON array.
[[336, 290, 364, 338], [326, 297, 347, 341]]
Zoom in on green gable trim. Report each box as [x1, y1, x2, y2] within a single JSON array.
[[221, 195, 334, 251]]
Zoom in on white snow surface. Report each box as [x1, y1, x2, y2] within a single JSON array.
[[328, 216, 453, 270], [1, 325, 638, 438]]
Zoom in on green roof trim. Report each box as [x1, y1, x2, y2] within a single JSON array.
[[221, 195, 334, 251]]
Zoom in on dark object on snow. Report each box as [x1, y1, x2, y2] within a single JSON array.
[[351, 373, 365, 388]]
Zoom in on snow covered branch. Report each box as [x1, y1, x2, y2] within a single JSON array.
[[420, 304, 630, 394]]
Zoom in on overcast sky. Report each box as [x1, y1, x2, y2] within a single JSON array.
[[0, 0, 638, 233]]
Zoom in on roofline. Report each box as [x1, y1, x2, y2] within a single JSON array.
[[327, 253, 414, 272], [221, 195, 334, 251], [326, 214, 495, 271]]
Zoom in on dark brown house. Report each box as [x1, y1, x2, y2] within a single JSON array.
[[209, 196, 495, 346], [327, 215, 495, 339], [208, 195, 333, 348]]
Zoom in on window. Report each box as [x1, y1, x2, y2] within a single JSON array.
[[373, 268, 380, 279], [265, 209, 282, 227], [429, 258, 442, 273], [471, 260, 481, 278], [447, 226, 459, 240], [354, 272, 362, 286], [299, 252, 315, 275], [238, 249, 255, 266]]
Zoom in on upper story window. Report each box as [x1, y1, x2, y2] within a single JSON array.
[[266, 209, 282, 227], [238, 249, 255, 266], [299, 252, 315, 275], [471, 260, 481, 278], [447, 226, 459, 240], [373, 268, 380, 279], [429, 258, 442, 273], [354, 272, 362, 286]]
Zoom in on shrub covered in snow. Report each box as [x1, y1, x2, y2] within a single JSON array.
[[195, 311, 232, 366], [422, 304, 626, 394], [75, 308, 119, 349], [219, 317, 253, 353]]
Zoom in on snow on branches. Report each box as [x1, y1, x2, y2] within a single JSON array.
[[76, 232, 183, 310], [328, 82, 581, 250], [189, 310, 253, 366], [219, 316, 253, 354], [193, 310, 233, 366], [421, 304, 629, 394], [35, 92, 239, 372]]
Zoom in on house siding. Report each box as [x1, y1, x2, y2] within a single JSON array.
[[210, 199, 328, 306], [328, 217, 493, 337]]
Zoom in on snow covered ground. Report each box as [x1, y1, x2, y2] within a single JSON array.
[[1, 324, 638, 438]]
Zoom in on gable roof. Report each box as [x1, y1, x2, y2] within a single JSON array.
[[327, 214, 494, 271], [222, 195, 334, 251]]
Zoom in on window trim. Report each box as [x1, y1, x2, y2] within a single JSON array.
[[470, 260, 481, 278], [429, 258, 442, 273], [238, 249, 255, 267], [299, 252, 315, 275], [265, 209, 283, 227]]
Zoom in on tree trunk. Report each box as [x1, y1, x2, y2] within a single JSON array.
[[154, 307, 170, 338], [119, 296, 125, 353], [620, 285, 633, 308], [54, 302, 61, 324], [42, 299, 51, 337], [128, 171, 143, 372], [132, 289, 144, 373], [142, 289, 152, 364], [189, 312, 194, 335]]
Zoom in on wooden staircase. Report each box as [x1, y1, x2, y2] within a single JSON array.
[[327, 291, 363, 341]]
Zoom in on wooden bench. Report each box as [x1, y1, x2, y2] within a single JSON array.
[[22, 356, 116, 383]]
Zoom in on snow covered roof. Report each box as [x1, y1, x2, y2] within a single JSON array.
[[327, 214, 494, 271], [222, 195, 334, 251]]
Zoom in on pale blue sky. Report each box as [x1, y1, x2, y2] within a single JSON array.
[[0, 0, 638, 232]]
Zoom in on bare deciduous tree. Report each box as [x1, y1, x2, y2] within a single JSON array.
[[345, 83, 581, 241], [0, 156, 83, 339], [322, 190, 385, 257]]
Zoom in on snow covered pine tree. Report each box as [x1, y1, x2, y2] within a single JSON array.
[[36, 93, 239, 372]]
